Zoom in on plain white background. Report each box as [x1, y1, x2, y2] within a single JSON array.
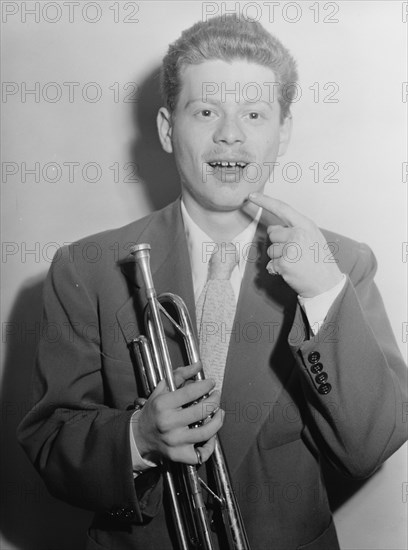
[[1, 2, 407, 549]]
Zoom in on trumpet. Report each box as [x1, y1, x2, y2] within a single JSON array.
[[129, 243, 250, 550]]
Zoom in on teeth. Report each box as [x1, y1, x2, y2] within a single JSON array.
[[208, 161, 248, 168]]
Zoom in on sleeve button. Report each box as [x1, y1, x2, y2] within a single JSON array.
[[310, 362, 323, 374], [308, 351, 321, 364], [123, 507, 135, 519], [315, 372, 328, 384], [318, 383, 332, 395], [109, 506, 135, 521]]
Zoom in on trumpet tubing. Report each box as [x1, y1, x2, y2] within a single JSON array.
[[129, 243, 250, 550]]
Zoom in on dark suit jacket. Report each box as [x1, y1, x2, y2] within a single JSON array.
[[18, 199, 407, 550]]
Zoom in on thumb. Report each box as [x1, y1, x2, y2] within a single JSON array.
[[150, 379, 168, 396]]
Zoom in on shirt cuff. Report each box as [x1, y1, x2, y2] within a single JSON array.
[[298, 274, 346, 335], [129, 409, 158, 476]]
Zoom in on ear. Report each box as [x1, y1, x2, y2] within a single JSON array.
[[157, 107, 173, 154], [277, 114, 292, 157]]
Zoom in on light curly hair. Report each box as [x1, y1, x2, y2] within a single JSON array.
[[160, 14, 298, 122]]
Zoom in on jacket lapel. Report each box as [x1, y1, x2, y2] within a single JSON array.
[[116, 199, 196, 351]]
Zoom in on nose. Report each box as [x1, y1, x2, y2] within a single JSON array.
[[213, 114, 245, 145]]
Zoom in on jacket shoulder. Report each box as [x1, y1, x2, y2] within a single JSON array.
[[46, 200, 181, 298], [53, 201, 179, 267]]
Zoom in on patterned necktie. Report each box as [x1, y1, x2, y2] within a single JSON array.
[[196, 243, 239, 392]]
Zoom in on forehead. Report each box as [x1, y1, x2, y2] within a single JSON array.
[[177, 59, 279, 105]]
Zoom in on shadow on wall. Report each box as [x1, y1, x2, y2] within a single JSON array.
[[0, 276, 92, 550], [129, 66, 181, 211], [1, 69, 371, 550]]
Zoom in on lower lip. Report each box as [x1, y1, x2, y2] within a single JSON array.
[[207, 165, 246, 183]]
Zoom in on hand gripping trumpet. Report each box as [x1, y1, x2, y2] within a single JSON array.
[[129, 243, 251, 550]]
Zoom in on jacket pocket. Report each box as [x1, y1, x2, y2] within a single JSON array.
[[85, 530, 109, 550], [297, 517, 339, 550], [257, 398, 303, 450]]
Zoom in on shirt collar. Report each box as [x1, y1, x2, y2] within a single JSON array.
[[180, 199, 261, 284]]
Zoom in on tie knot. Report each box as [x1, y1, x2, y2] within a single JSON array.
[[207, 242, 238, 280]]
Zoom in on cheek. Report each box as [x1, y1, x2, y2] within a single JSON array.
[[264, 133, 280, 151], [173, 144, 202, 182], [173, 133, 196, 160]]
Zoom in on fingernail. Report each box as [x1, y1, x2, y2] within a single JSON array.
[[208, 405, 219, 420]]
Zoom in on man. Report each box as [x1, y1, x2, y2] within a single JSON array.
[[18, 15, 407, 550]]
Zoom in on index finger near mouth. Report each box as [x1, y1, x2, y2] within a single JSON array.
[[248, 193, 307, 228]]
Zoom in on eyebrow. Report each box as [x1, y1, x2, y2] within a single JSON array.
[[184, 99, 218, 109], [183, 99, 275, 110]]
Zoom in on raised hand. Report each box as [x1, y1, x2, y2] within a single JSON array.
[[248, 192, 343, 298]]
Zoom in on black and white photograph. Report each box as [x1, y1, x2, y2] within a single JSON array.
[[1, 2, 407, 549]]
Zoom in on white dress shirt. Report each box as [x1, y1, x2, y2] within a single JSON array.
[[130, 200, 346, 473], [181, 200, 262, 304]]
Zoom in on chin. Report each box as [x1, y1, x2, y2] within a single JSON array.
[[207, 195, 249, 212]]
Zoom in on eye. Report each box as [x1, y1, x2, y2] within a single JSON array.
[[197, 109, 214, 118], [248, 112, 260, 120]]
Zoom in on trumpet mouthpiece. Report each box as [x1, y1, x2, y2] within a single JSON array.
[[130, 243, 154, 293], [130, 243, 151, 257]]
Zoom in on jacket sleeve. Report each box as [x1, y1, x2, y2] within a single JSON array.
[[17, 246, 162, 523], [288, 242, 408, 478]]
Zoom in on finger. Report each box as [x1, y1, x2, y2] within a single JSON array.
[[183, 409, 224, 444], [249, 193, 308, 228], [166, 379, 216, 409], [267, 243, 284, 260], [173, 361, 202, 387], [181, 391, 221, 426], [195, 435, 216, 464], [267, 225, 292, 242], [134, 397, 147, 408], [266, 259, 282, 276], [194, 446, 203, 466], [150, 379, 168, 398], [168, 443, 209, 466]]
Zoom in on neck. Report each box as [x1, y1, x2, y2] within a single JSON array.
[[182, 195, 260, 242]]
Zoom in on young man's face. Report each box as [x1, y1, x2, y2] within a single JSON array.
[[157, 59, 291, 212]]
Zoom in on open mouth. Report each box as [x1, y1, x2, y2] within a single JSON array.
[[206, 160, 250, 183], [208, 161, 249, 168]]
